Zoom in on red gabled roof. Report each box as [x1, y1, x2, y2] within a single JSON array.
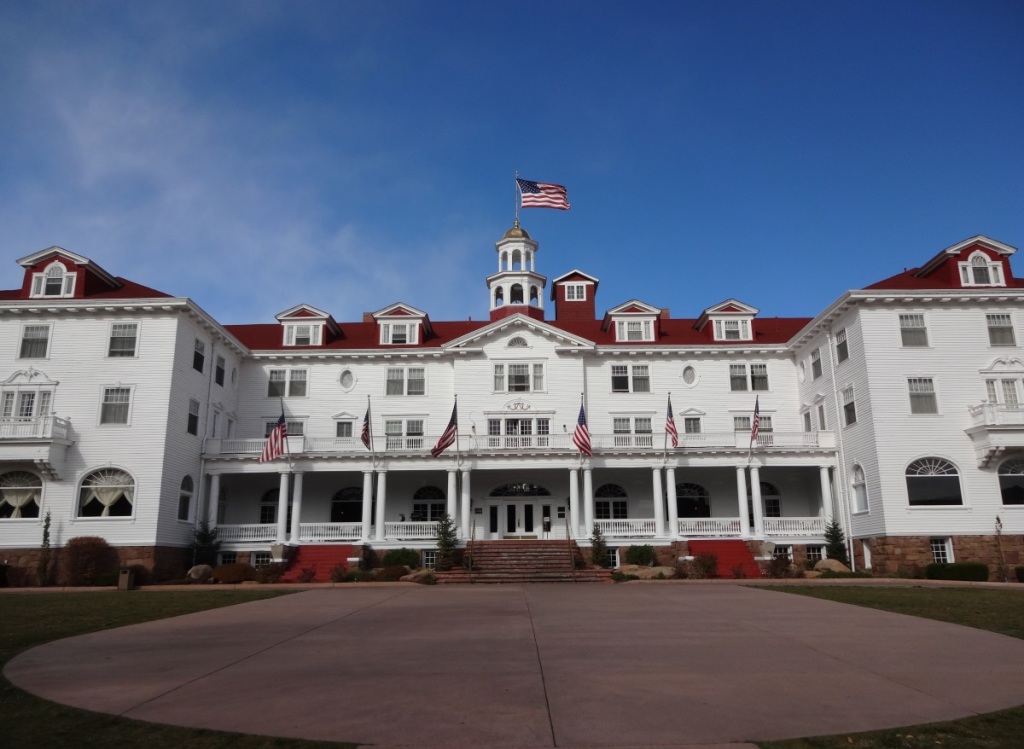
[[550, 317, 810, 346], [226, 320, 487, 351], [865, 268, 1024, 291], [0, 277, 174, 302]]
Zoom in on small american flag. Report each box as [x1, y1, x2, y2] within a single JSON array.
[[665, 395, 678, 449], [517, 178, 570, 210], [431, 402, 458, 458], [750, 396, 760, 445], [572, 402, 592, 457], [259, 413, 287, 463], [361, 404, 371, 451]]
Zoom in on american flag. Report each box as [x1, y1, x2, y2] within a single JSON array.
[[361, 403, 371, 451], [431, 402, 458, 458], [517, 178, 570, 210], [750, 396, 760, 445], [665, 395, 678, 449], [572, 402, 592, 457], [259, 413, 287, 463]]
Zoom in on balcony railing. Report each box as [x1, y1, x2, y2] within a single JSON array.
[[678, 517, 742, 537], [0, 416, 71, 441], [969, 403, 1024, 427], [217, 524, 278, 543], [762, 517, 825, 536], [594, 518, 657, 537]]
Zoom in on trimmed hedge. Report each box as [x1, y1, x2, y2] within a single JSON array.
[[924, 562, 989, 581], [623, 545, 656, 566], [381, 548, 422, 568], [1015, 566, 1024, 583]]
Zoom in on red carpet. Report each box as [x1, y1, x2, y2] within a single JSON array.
[[687, 540, 762, 578]]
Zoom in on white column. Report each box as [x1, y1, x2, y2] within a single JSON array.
[[582, 467, 594, 537], [206, 473, 221, 527], [289, 472, 303, 544], [750, 465, 764, 537], [652, 467, 665, 537], [820, 466, 834, 524], [736, 466, 750, 537], [275, 472, 290, 544], [447, 470, 458, 520], [374, 470, 387, 541], [665, 467, 678, 539], [460, 469, 471, 539], [361, 471, 373, 541], [569, 468, 580, 537]]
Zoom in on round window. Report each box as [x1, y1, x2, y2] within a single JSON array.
[[340, 369, 355, 390], [682, 365, 697, 385]]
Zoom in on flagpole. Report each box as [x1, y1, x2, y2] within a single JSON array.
[[514, 171, 520, 226], [664, 391, 670, 461], [453, 393, 460, 465], [280, 397, 293, 472], [366, 394, 376, 464]]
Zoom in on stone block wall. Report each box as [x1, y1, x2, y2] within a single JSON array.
[[0, 544, 191, 586], [861, 534, 1024, 580]]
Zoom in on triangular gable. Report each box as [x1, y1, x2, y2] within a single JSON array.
[[444, 313, 595, 350], [331, 410, 359, 420], [601, 300, 661, 333], [17, 246, 119, 289], [916, 235, 1016, 277], [550, 269, 600, 300], [374, 302, 427, 319], [694, 299, 759, 331], [275, 304, 340, 336]]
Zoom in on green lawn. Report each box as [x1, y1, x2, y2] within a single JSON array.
[[759, 585, 1024, 749], [0, 590, 358, 749]]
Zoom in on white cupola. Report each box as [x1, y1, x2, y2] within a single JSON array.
[[487, 221, 547, 322]]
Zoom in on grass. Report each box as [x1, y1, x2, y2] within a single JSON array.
[[759, 585, 1024, 749], [0, 590, 358, 749]]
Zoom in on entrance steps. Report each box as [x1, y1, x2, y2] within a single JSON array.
[[279, 544, 358, 583], [687, 539, 762, 578], [434, 540, 613, 583]]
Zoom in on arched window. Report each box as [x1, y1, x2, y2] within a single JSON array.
[[412, 485, 445, 521], [510, 284, 524, 305], [413, 486, 445, 500], [906, 458, 962, 506], [971, 253, 991, 285], [676, 482, 710, 518], [529, 286, 539, 307], [0, 471, 41, 519], [507, 336, 528, 348], [511, 250, 522, 270], [998, 458, 1024, 505], [494, 287, 504, 307], [331, 487, 362, 523], [595, 484, 627, 497], [760, 482, 782, 517], [595, 484, 627, 520], [177, 476, 194, 521], [852, 465, 868, 513], [78, 468, 135, 517]]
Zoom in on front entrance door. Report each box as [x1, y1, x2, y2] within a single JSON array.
[[487, 501, 538, 538]]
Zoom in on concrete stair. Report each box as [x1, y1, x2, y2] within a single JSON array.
[[434, 540, 613, 583], [687, 539, 762, 579], [279, 544, 358, 583]]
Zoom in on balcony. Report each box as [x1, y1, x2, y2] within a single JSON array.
[[966, 403, 1024, 467], [0, 416, 73, 479]]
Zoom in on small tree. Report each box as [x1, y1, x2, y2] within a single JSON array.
[[824, 519, 850, 567], [37, 511, 52, 586], [590, 523, 610, 568], [434, 513, 458, 571], [190, 521, 221, 567]]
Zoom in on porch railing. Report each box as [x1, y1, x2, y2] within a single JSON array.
[[217, 524, 277, 543], [594, 518, 657, 537], [969, 402, 1024, 427], [383, 521, 439, 539], [300, 522, 362, 541], [0, 415, 71, 441], [763, 517, 825, 536], [678, 518, 742, 536]]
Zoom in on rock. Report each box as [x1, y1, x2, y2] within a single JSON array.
[[187, 564, 213, 582], [804, 570, 822, 579], [814, 558, 851, 573], [618, 564, 676, 580], [401, 570, 436, 583]]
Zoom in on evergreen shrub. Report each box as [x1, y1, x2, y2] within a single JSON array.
[[623, 545, 656, 566], [925, 562, 989, 581], [382, 548, 422, 568], [63, 536, 118, 586]]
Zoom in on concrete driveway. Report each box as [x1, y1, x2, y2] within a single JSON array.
[[7, 583, 1024, 749]]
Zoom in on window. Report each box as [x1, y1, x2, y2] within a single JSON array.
[[422, 549, 437, 569], [611, 364, 650, 393], [265, 420, 303, 437], [842, 387, 857, 426], [595, 500, 628, 519], [713, 319, 751, 341], [908, 378, 938, 414], [730, 364, 748, 392], [384, 418, 424, 450], [817, 403, 827, 430], [267, 369, 308, 397], [998, 458, 1024, 505], [611, 416, 653, 447], [30, 261, 76, 298], [187, 398, 200, 435], [380, 322, 418, 345], [487, 417, 551, 448], [19, 325, 50, 359], [331, 487, 362, 522], [507, 336, 529, 348], [412, 486, 446, 521], [614, 319, 654, 342], [219, 551, 238, 565], [682, 365, 697, 385], [987, 314, 1015, 346], [733, 416, 751, 432], [193, 339, 206, 372], [284, 323, 322, 346], [730, 363, 769, 392], [959, 252, 1005, 287], [852, 464, 868, 513], [108, 323, 138, 357], [810, 349, 822, 380], [493, 362, 545, 393], [906, 458, 962, 506], [177, 476, 194, 521], [803, 411, 812, 432], [684, 416, 701, 434], [100, 387, 131, 424], [750, 364, 769, 391], [565, 283, 586, 301], [260, 489, 279, 524], [336, 421, 354, 438], [676, 482, 710, 518], [215, 356, 226, 386], [253, 551, 273, 567], [835, 329, 849, 362], [899, 314, 928, 347], [2, 388, 52, 422], [0, 471, 42, 519], [930, 537, 953, 564], [386, 367, 425, 396], [78, 468, 134, 517], [805, 545, 824, 563], [757, 415, 774, 444], [772, 545, 791, 560]]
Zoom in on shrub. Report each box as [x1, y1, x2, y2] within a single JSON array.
[[925, 562, 989, 582], [329, 564, 348, 583], [764, 556, 794, 579], [590, 524, 610, 568], [434, 513, 458, 571], [624, 545, 656, 566], [296, 567, 317, 583], [611, 571, 640, 583], [824, 520, 850, 567], [257, 562, 288, 583], [382, 548, 422, 568], [63, 536, 118, 586], [690, 552, 718, 579], [417, 572, 437, 585], [374, 565, 409, 582], [673, 562, 689, 579], [189, 521, 220, 567], [1016, 566, 1024, 583], [211, 562, 258, 584]]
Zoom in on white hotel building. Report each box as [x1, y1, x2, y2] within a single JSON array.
[[0, 227, 1022, 579]]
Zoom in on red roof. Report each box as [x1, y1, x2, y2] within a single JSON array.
[[865, 268, 1024, 291], [0, 277, 173, 302]]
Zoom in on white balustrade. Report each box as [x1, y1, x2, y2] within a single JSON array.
[[594, 518, 657, 537], [300, 523, 361, 541], [970, 403, 1024, 427], [763, 517, 825, 536], [384, 521, 440, 539], [677, 518, 742, 536], [0, 416, 71, 440], [217, 524, 278, 542]]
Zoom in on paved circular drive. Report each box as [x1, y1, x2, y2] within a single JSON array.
[[7, 584, 1024, 749]]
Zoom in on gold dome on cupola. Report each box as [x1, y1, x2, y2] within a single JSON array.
[[502, 220, 532, 241]]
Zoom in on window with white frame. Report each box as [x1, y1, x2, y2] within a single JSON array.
[[336, 420, 354, 439], [998, 458, 1024, 505], [757, 415, 774, 443], [78, 468, 134, 517], [193, 338, 206, 372], [803, 411, 813, 432], [959, 252, 1004, 287], [30, 261, 76, 298], [986, 378, 1021, 407], [908, 377, 938, 414], [507, 336, 529, 348], [564, 283, 586, 301], [252, 551, 274, 567], [108, 323, 138, 357], [986, 314, 1016, 346], [817, 403, 827, 430], [493, 362, 545, 393], [763, 496, 781, 517], [611, 364, 650, 393], [750, 363, 769, 391], [421, 549, 437, 569], [284, 323, 322, 346], [19, 324, 50, 359], [595, 484, 628, 520], [684, 416, 702, 434], [805, 545, 824, 563], [218, 551, 237, 565], [899, 314, 928, 347], [842, 386, 857, 426], [612, 416, 653, 447], [733, 416, 751, 432], [384, 418, 424, 450], [929, 537, 953, 563], [187, 398, 200, 435], [100, 387, 131, 425], [810, 348, 822, 379], [906, 458, 962, 506], [177, 476, 193, 521], [2, 389, 52, 422], [386, 367, 425, 396], [209, 409, 220, 438], [835, 328, 849, 362], [614, 319, 654, 342], [730, 364, 748, 391], [380, 322, 418, 345], [730, 363, 769, 391], [852, 464, 868, 513], [713, 319, 751, 341], [264, 419, 303, 437], [267, 368, 307, 397], [772, 545, 791, 560], [0, 471, 42, 519], [487, 417, 551, 448], [215, 355, 225, 386]]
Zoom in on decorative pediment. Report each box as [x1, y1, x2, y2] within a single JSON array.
[[980, 357, 1024, 375], [605, 299, 661, 317], [16, 246, 120, 299], [2, 368, 58, 386], [331, 410, 358, 420], [695, 298, 759, 340], [274, 304, 339, 346], [444, 313, 595, 350]]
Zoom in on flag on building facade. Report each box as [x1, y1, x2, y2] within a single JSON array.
[[361, 403, 372, 450], [516, 178, 571, 210], [259, 413, 287, 463], [431, 402, 458, 457], [573, 401, 592, 456], [665, 395, 678, 448], [750, 396, 760, 445]]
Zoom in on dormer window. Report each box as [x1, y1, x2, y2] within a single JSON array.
[[284, 323, 322, 346], [615, 320, 654, 342], [381, 322, 419, 345], [713, 319, 751, 341], [30, 261, 76, 299], [565, 283, 586, 301], [959, 251, 1005, 287]]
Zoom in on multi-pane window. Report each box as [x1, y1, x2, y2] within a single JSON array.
[[614, 319, 654, 342], [411, 502, 446, 521], [386, 367, 425, 396], [100, 387, 131, 424], [78, 468, 134, 517], [612, 416, 653, 447], [998, 459, 1024, 505], [336, 421, 354, 438], [733, 416, 751, 432], [209, 409, 220, 438], [842, 386, 857, 426], [284, 323, 322, 346], [805, 545, 824, 563], [763, 497, 781, 517], [384, 419, 424, 450], [835, 328, 849, 362], [906, 458, 962, 506], [215, 356, 226, 386], [730, 363, 768, 391], [852, 464, 868, 513], [1, 389, 51, 421], [19, 325, 50, 359], [611, 364, 650, 393], [487, 418, 551, 448], [193, 339, 206, 372], [730, 364, 748, 391], [493, 362, 545, 393], [380, 322, 418, 345], [908, 378, 938, 414], [265, 420, 303, 436], [899, 314, 928, 347], [595, 500, 628, 519], [177, 476, 193, 522], [986, 314, 1015, 346], [959, 253, 1004, 287], [986, 378, 1021, 406], [31, 262, 76, 298], [750, 364, 769, 391], [713, 319, 750, 341], [810, 349, 822, 379], [108, 323, 138, 357], [187, 398, 200, 435], [267, 369, 307, 397], [565, 283, 586, 301], [803, 411, 812, 432], [930, 537, 953, 564], [817, 403, 827, 430], [684, 417, 701, 434]]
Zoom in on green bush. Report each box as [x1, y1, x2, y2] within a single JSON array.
[[590, 524, 610, 568], [925, 562, 989, 581], [690, 552, 718, 579], [764, 556, 794, 579], [416, 572, 437, 585], [329, 563, 348, 582], [374, 565, 409, 582], [381, 548, 422, 568], [1016, 566, 1024, 583], [63, 536, 118, 586], [623, 545, 656, 566], [611, 571, 640, 583], [254, 562, 287, 583], [211, 562, 258, 584], [820, 569, 873, 578]]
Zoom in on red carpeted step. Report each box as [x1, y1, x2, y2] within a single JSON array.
[[279, 544, 359, 583], [686, 540, 762, 579]]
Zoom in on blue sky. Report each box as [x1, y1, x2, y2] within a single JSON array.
[[1, 1, 1021, 326]]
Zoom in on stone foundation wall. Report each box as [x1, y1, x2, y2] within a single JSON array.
[[862, 534, 1024, 580], [1, 544, 191, 586]]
